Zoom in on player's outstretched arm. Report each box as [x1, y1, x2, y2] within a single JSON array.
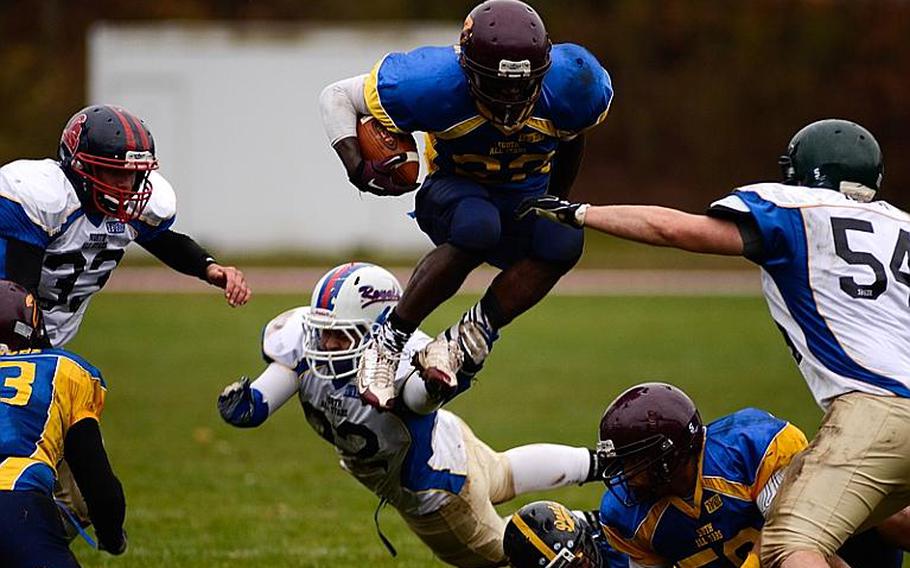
[[218, 363, 298, 427], [63, 418, 127, 555], [517, 197, 746, 256], [140, 229, 251, 307]]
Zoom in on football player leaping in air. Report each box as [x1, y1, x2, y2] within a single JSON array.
[[0, 104, 252, 348], [218, 262, 607, 568], [319, 0, 613, 409]]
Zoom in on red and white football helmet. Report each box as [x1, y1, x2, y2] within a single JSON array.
[[302, 263, 402, 379]]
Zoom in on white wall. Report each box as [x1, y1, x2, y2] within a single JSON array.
[[88, 22, 457, 254]]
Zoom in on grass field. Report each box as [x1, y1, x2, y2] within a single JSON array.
[[62, 292, 876, 567]]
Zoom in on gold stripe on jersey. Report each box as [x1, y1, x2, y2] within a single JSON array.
[[423, 133, 439, 175], [668, 431, 708, 518], [601, 501, 671, 567], [364, 56, 405, 134], [510, 513, 556, 560], [750, 423, 807, 498], [0, 457, 41, 489], [702, 423, 807, 502], [433, 115, 487, 140]]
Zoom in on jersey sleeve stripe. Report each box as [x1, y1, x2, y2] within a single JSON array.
[[749, 423, 807, 499], [432, 115, 487, 140], [0, 196, 52, 247], [364, 56, 405, 134]]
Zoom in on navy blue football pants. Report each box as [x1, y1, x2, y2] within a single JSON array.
[[414, 175, 584, 269], [0, 490, 80, 567]]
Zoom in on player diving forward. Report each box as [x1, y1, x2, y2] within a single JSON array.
[[218, 262, 605, 567], [0, 281, 126, 566], [319, 0, 613, 409], [0, 104, 251, 347]]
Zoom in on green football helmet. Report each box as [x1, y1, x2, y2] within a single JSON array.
[[779, 119, 883, 202]]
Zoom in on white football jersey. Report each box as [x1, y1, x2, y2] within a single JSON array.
[[711, 183, 910, 408], [0, 159, 176, 346], [262, 307, 469, 515]]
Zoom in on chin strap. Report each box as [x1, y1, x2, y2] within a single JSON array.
[[373, 498, 397, 557]]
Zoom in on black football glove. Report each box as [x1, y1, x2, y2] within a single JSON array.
[[350, 155, 419, 197], [515, 195, 589, 229]]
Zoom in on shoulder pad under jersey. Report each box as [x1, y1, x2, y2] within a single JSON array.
[[137, 171, 177, 227], [0, 159, 81, 236], [539, 44, 613, 136], [262, 307, 308, 369], [365, 45, 477, 134]]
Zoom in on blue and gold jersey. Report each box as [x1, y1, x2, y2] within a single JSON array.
[[0, 348, 106, 495], [599, 409, 807, 568], [365, 43, 613, 193]]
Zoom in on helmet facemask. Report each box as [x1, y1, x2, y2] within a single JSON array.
[[597, 435, 683, 506], [72, 151, 157, 222], [302, 309, 372, 380], [462, 58, 549, 128]]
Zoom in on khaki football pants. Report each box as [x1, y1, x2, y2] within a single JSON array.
[[761, 392, 910, 567], [401, 417, 515, 568], [54, 459, 92, 539]]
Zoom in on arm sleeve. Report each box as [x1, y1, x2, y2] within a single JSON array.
[[319, 74, 370, 146], [547, 134, 586, 199], [706, 194, 765, 261], [138, 229, 216, 280], [251, 362, 300, 417], [63, 418, 125, 553], [0, 237, 44, 291]]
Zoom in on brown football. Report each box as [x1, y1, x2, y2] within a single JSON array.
[[356, 115, 420, 187]]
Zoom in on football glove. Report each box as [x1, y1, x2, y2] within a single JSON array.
[[515, 195, 589, 229], [98, 529, 127, 556], [412, 336, 464, 402], [350, 155, 419, 197], [218, 377, 268, 428]]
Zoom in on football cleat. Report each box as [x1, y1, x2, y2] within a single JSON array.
[[413, 335, 464, 400], [356, 339, 401, 409]]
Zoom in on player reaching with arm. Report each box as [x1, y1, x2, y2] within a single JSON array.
[[217, 262, 607, 567], [503, 383, 904, 568], [517, 120, 910, 568], [0, 104, 251, 348], [0, 281, 126, 566], [319, 0, 613, 410]]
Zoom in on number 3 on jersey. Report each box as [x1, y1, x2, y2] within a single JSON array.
[[0, 361, 37, 406], [831, 217, 910, 304]]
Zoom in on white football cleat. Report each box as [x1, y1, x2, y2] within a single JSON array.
[[357, 339, 401, 410], [414, 335, 464, 398]]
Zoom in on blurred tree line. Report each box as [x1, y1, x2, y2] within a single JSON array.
[[1, 0, 908, 209]]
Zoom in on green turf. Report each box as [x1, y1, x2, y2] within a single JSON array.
[[62, 293, 857, 566]]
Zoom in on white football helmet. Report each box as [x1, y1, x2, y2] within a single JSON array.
[[302, 262, 402, 379]]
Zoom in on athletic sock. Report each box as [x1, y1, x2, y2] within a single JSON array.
[[376, 310, 417, 354]]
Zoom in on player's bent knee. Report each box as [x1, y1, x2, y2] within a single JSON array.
[[531, 223, 584, 268], [450, 198, 501, 252]]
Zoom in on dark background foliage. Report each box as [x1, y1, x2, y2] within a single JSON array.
[[2, 0, 908, 209]]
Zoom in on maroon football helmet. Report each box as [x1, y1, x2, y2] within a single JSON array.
[[460, 0, 552, 128], [597, 382, 704, 504], [0, 280, 49, 352], [59, 105, 159, 222]]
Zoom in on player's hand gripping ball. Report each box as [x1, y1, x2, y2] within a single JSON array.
[[353, 116, 420, 196]]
